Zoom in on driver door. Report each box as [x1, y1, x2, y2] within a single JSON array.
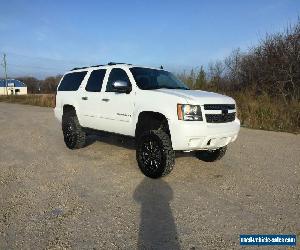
[[100, 68, 135, 136]]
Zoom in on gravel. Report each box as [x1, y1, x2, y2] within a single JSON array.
[[0, 102, 299, 249]]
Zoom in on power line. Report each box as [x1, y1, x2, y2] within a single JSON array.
[[1, 54, 8, 95]]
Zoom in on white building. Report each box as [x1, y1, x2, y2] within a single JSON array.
[[0, 79, 27, 95]]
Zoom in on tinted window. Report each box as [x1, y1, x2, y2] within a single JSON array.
[[106, 68, 130, 92], [58, 71, 87, 91], [85, 69, 106, 92], [130, 67, 189, 90]]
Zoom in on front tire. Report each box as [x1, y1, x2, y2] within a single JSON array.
[[136, 130, 175, 178], [195, 146, 227, 162], [62, 112, 86, 149]]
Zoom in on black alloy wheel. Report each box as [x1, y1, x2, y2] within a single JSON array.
[[136, 130, 175, 178], [140, 136, 163, 172]]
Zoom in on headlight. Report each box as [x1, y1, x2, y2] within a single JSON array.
[[177, 104, 203, 121]]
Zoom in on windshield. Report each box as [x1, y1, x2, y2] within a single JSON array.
[[130, 67, 189, 90]]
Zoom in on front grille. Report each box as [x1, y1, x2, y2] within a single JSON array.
[[204, 104, 235, 110], [206, 112, 236, 123]]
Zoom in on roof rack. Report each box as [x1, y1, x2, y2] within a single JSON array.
[[90, 64, 105, 68], [107, 62, 132, 66], [70, 66, 89, 71], [70, 64, 105, 71], [70, 62, 131, 71]]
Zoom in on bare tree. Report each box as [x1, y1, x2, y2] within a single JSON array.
[[41, 75, 62, 93]]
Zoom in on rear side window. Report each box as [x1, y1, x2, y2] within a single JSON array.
[[85, 69, 106, 92], [106, 68, 130, 92], [58, 71, 87, 91]]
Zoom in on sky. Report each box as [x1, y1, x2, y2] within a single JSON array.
[[0, 0, 299, 79]]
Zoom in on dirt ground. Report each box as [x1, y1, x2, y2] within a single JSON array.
[[0, 102, 299, 249]]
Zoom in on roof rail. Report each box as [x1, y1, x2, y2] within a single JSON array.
[[90, 64, 105, 68], [70, 64, 105, 71], [107, 62, 132, 66], [70, 62, 131, 71], [70, 66, 89, 71]]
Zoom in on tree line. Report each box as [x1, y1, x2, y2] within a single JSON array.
[[177, 19, 300, 105], [8, 19, 300, 107], [1, 19, 299, 132], [14, 75, 62, 94]]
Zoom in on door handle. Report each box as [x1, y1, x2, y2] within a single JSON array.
[[102, 98, 110, 102], [82, 97, 88, 100]]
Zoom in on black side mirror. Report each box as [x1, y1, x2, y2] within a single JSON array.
[[112, 80, 132, 94]]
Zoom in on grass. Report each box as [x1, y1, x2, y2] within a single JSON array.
[[198, 84, 300, 134], [0, 93, 299, 133], [0, 94, 55, 108], [233, 92, 300, 133]]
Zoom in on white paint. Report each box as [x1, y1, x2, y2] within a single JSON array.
[[54, 64, 240, 151]]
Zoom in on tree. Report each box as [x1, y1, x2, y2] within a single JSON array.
[[16, 76, 40, 93], [194, 66, 206, 90], [41, 75, 62, 93], [208, 60, 225, 86], [224, 48, 243, 85], [186, 69, 195, 89]]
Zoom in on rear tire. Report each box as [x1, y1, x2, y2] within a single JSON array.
[[195, 146, 227, 162], [62, 112, 86, 149], [136, 130, 175, 178]]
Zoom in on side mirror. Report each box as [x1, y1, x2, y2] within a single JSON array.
[[112, 80, 132, 94]]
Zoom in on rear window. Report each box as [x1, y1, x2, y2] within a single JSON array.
[[58, 71, 87, 91], [85, 69, 106, 92]]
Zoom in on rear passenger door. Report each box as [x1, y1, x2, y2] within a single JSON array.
[[56, 71, 87, 121], [79, 69, 107, 130]]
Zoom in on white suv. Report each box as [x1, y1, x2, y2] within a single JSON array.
[[54, 62, 240, 178]]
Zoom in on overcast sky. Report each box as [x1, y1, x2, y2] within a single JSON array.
[[0, 0, 299, 79]]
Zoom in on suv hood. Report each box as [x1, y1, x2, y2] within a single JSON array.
[[154, 89, 235, 105]]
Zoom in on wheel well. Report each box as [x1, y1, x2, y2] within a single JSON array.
[[63, 105, 76, 115], [135, 111, 170, 138]]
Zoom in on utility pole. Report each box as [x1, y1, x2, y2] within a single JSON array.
[[1, 53, 8, 95]]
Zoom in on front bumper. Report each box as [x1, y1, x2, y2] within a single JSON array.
[[169, 118, 240, 151]]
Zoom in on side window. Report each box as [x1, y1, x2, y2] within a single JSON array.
[[58, 71, 87, 91], [85, 69, 106, 92], [106, 68, 130, 92]]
